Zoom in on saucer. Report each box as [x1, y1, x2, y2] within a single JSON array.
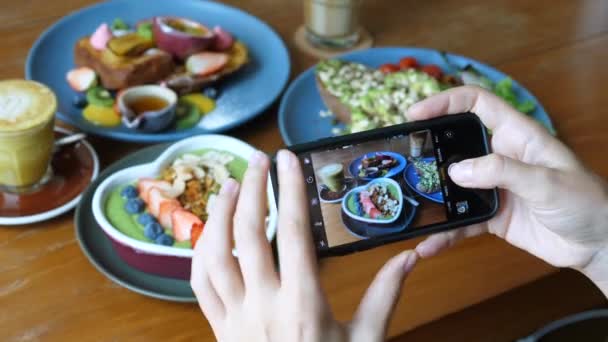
[[319, 177, 356, 203], [0, 127, 99, 225]]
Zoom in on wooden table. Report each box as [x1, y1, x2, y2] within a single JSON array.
[[1, 0, 607, 340]]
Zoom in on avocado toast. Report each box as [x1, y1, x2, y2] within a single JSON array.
[[315, 59, 441, 133]]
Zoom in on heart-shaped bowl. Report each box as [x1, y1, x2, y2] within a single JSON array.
[[342, 178, 403, 224], [91, 134, 277, 279]]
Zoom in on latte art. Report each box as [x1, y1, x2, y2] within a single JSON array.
[[0, 80, 56, 132], [0, 92, 32, 122]]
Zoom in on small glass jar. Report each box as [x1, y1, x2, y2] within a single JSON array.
[[304, 0, 362, 48]]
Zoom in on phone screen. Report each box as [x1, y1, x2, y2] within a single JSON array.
[[292, 114, 497, 254]]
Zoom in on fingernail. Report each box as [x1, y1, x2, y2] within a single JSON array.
[[403, 251, 417, 273], [220, 178, 238, 195], [277, 149, 293, 171], [249, 150, 266, 167], [448, 160, 473, 183], [415, 243, 430, 258]]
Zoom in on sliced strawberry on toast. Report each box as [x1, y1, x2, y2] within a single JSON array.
[[185, 52, 229, 77], [171, 209, 203, 242]]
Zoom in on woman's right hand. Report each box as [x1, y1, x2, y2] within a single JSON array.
[[407, 86, 608, 295]]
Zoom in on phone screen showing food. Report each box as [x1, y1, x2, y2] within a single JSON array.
[[297, 120, 496, 253]]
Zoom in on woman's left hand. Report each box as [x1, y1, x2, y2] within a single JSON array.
[[191, 149, 417, 342]]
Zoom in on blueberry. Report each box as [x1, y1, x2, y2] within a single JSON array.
[[138, 213, 157, 226], [125, 198, 145, 214], [155, 233, 175, 246], [144, 222, 163, 240], [203, 87, 219, 99], [72, 94, 88, 109], [120, 185, 139, 199]]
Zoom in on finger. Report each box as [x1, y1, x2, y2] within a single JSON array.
[[448, 153, 557, 204], [275, 150, 318, 290], [415, 224, 487, 258], [407, 86, 579, 169], [190, 261, 225, 331], [407, 85, 521, 131], [351, 250, 417, 340], [200, 178, 244, 306], [233, 151, 279, 290]]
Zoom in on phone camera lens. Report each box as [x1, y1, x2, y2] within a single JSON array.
[[444, 130, 455, 139]]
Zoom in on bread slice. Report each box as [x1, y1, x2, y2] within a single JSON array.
[[164, 41, 249, 95], [74, 37, 175, 90], [315, 75, 352, 124]]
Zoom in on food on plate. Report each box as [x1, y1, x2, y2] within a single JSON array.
[[82, 104, 121, 127], [105, 149, 246, 248], [413, 159, 440, 193], [316, 59, 441, 133], [69, 16, 249, 131], [74, 37, 175, 90], [357, 153, 398, 178], [86, 86, 114, 107], [350, 182, 401, 220], [318, 163, 345, 192], [316, 55, 546, 135], [153, 16, 216, 60], [66, 67, 97, 92]]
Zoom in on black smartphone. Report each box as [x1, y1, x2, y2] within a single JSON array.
[[271, 113, 499, 257]]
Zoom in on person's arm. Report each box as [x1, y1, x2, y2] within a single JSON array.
[[581, 199, 608, 296], [190, 150, 418, 342], [407, 85, 608, 297]]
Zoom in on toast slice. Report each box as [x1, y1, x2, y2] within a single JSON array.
[[164, 41, 249, 95], [315, 75, 352, 124], [74, 37, 175, 90]]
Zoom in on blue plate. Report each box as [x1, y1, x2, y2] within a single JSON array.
[[279, 47, 554, 145], [26, 0, 290, 143], [403, 157, 444, 204], [348, 151, 406, 181]]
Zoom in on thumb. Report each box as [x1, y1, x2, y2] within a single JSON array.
[[350, 251, 417, 341], [448, 153, 552, 203]]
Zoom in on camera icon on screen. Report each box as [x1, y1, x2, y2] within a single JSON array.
[[455, 201, 469, 215]]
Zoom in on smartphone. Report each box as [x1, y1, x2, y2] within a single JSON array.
[[271, 113, 499, 256]]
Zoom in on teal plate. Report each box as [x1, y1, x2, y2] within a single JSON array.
[[75, 144, 196, 302]]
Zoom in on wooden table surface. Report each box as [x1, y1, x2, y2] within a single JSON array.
[[1, 0, 607, 341]]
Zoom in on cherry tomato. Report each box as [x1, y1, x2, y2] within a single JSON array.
[[421, 64, 443, 79], [399, 57, 419, 69], [379, 64, 400, 73]]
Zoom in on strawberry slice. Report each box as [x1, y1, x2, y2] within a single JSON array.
[[186, 52, 229, 76], [171, 209, 203, 242], [137, 178, 173, 204], [158, 199, 182, 229], [147, 187, 176, 217], [66, 67, 97, 92], [191, 223, 205, 248]]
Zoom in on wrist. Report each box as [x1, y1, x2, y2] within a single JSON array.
[[581, 245, 608, 297]]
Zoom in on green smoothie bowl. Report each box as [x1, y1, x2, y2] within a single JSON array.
[[91, 135, 278, 279]]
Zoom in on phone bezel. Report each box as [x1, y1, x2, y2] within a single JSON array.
[[270, 113, 499, 257]]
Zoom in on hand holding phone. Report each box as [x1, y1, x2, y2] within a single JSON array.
[[272, 112, 499, 256], [408, 86, 608, 296], [191, 149, 418, 341]]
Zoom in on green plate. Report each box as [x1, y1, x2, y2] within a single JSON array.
[[74, 144, 197, 302]]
